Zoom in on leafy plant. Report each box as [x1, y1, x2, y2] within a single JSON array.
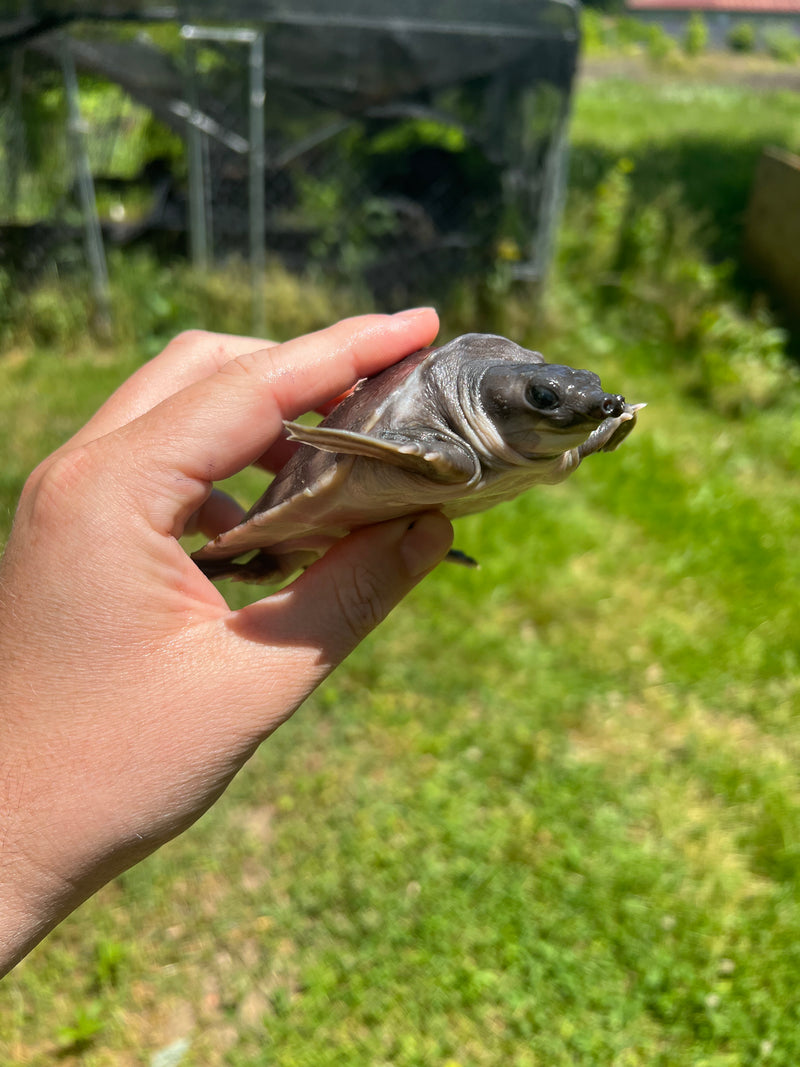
[[727, 21, 757, 52], [93, 939, 127, 990], [692, 303, 796, 414], [580, 9, 613, 56], [56, 1002, 104, 1052], [555, 157, 798, 415], [763, 23, 800, 63], [0, 250, 363, 355], [684, 12, 709, 56]]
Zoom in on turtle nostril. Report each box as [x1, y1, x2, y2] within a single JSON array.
[[601, 394, 625, 418]]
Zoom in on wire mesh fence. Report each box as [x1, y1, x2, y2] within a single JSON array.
[[1, 4, 580, 330]]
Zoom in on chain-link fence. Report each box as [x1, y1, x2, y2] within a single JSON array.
[[1, 2, 580, 328]]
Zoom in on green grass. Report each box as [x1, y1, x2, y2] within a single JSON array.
[[3, 65, 800, 1067]]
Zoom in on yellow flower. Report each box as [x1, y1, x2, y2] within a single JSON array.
[[496, 237, 522, 262]]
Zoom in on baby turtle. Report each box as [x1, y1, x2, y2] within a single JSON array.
[[193, 333, 644, 584]]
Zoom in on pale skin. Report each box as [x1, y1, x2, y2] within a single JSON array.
[[0, 310, 454, 976]]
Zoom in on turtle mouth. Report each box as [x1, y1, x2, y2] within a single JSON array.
[[543, 393, 629, 431], [542, 419, 604, 434], [532, 402, 645, 458], [584, 402, 647, 453]]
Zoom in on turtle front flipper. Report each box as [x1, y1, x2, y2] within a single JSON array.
[[283, 421, 477, 484]]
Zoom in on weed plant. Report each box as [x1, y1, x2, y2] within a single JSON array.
[[0, 253, 363, 357]]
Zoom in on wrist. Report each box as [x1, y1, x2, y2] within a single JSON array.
[[0, 744, 94, 977], [0, 865, 58, 978], [0, 798, 65, 976]]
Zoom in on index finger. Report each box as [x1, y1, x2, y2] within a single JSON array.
[[68, 330, 279, 449], [112, 309, 439, 514]]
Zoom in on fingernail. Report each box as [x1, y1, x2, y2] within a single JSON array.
[[400, 512, 454, 577], [392, 306, 436, 320]]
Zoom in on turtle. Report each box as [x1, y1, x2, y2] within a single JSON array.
[[192, 332, 644, 584]]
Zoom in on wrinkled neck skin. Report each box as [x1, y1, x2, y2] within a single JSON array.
[[431, 361, 634, 487], [414, 337, 638, 490], [448, 366, 584, 484]]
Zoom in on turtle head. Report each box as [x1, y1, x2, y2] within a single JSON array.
[[479, 362, 630, 458]]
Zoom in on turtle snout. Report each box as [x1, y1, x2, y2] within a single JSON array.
[[595, 393, 625, 419]]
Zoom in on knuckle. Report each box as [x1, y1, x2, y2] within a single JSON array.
[[169, 327, 212, 352], [219, 347, 277, 382], [19, 446, 98, 532]]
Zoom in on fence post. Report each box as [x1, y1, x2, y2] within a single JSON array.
[[523, 96, 572, 284], [249, 31, 266, 336], [5, 47, 25, 216], [59, 36, 112, 333], [182, 32, 211, 270]]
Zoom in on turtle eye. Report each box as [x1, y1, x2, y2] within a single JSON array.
[[527, 383, 559, 410]]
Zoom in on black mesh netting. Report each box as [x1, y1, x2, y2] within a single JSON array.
[[1, 0, 580, 310]]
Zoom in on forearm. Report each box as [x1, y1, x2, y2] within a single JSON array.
[[0, 747, 153, 978], [0, 860, 62, 978], [0, 702, 141, 978]]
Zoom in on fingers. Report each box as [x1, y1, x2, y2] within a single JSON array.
[[69, 331, 279, 448], [254, 434, 299, 475], [221, 512, 454, 728], [254, 383, 363, 473], [114, 310, 439, 519], [182, 489, 245, 539]]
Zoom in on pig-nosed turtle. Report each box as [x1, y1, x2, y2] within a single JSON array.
[[192, 333, 644, 584]]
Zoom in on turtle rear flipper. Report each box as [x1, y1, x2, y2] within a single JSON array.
[[195, 546, 319, 584], [195, 537, 476, 583], [446, 548, 478, 568]]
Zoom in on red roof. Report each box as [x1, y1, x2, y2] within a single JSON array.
[[629, 0, 800, 10]]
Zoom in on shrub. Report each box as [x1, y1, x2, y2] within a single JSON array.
[[0, 251, 364, 355], [556, 161, 799, 416], [727, 21, 757, 52], [645, 22, 678, 63], [693, 304, 796, 415], [684, 12, 709, 56], [580, 9, 611, 56], [24, 276, 92, 349], [763, 23, 800, 63], [615, 15, 655, 50]]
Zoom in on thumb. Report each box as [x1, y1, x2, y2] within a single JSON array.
[[227, 512, 454, 706], [302, 511, 456, 659]]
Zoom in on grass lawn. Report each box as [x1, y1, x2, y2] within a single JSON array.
[[2, 64, 800, 1067]]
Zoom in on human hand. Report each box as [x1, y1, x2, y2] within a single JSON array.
[[0, 311, 453, 974]]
